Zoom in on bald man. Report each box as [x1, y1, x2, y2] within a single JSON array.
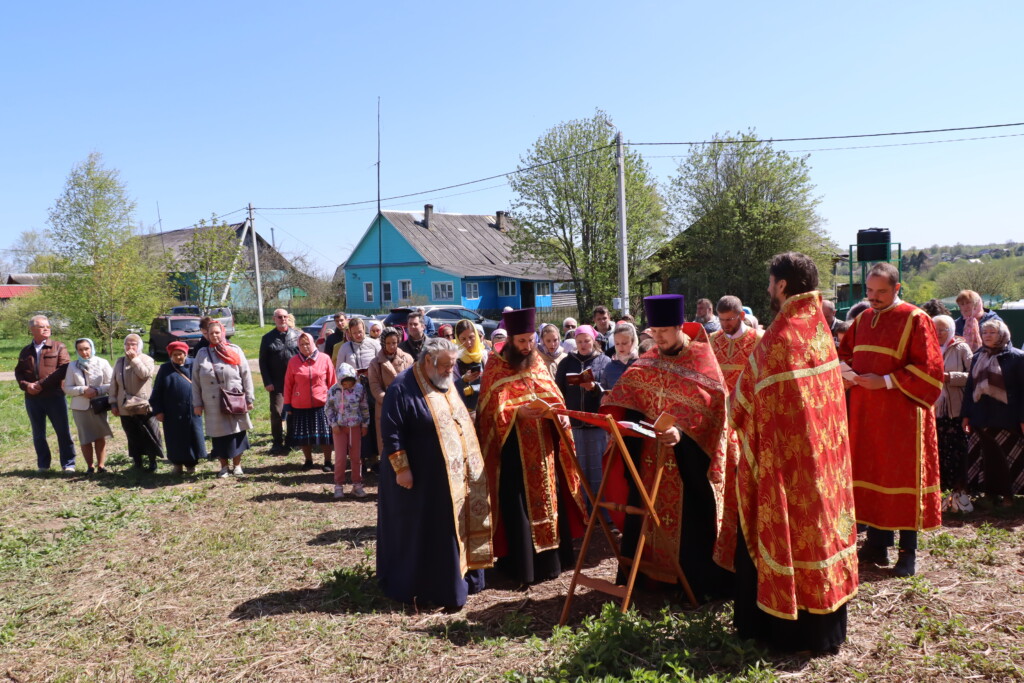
[[259, 308, 301, 454]]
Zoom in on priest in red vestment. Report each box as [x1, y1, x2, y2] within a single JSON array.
[[715, 252, 858, 653], [601, 294, 735, 601], [709, 295, 763, 394], [839, 262, 944, 577], [477, 307, 587, 585]]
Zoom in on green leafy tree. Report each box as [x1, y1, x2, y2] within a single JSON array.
[[507, 110, 666, 318], [935, 260, 1020, 302], [662, 130, 836, 317], [174, 215, 243, 314], [42, 152, 174, 356]]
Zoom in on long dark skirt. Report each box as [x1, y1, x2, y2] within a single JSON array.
[[120, 414, 164, 460], [494, 428, 575, 585], [973, 427, 1024, 497], [287, 406, 333, 447], [164, 412, 207, 466], [936, 416, 969, 490], [211, 431, 249, 461], [734, 528, 847, 653]]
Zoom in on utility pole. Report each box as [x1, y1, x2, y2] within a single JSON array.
[[249, 203, 265, 327], [615, 131, 629, 317]]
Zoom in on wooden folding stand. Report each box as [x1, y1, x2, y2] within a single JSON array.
[[551, 411, 698, 626]]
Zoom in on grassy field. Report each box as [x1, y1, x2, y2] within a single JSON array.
[[0, 356, 1022, 680]]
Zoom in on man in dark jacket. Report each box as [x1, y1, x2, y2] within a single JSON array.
[[259, 308, 301, 454], [15, 315, 77, 471], [400, 312, 428, 359], [322, 312, 347, 359]]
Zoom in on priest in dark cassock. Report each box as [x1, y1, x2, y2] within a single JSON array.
[[839, 261, 944, 577], [377, 337, 493, 609], [715, 252, 858, 653], [477, 307, 587, 585], [601, 294, 735, 601]]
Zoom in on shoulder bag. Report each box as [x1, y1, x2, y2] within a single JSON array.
[[81, 361, 112, 414], [119, 359, 151, 416], [205, 349, 248, 415]]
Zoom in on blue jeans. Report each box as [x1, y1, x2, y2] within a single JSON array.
[[25, 394, 77, 470]]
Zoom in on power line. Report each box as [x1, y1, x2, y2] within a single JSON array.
[[257, 181, 512, 217]]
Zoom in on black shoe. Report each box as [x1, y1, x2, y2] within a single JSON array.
[[857, 542, 890, 567], [97, 466, 107, 474], [132, 459, 144, 470], [322, 463, 334, 473], [146, 459, 158, 472], [86, 467, 95, 476], [302, 461, 316, 471], [893, 549, 916, 577]]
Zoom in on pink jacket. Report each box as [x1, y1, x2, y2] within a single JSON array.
[[283, 351, 336, 409]]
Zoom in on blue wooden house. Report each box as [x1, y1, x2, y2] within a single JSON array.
[[342, 206, 569, 313]]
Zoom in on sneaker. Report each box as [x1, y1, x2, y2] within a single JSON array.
[[956, 492, 974, 513], [352, 483, 366, 498], [322, 463, 334, 473], [334, 485, 345, 499], [63, 465, 76, 473], [232, 465, 244, 476], [218, 467, 230, 478]]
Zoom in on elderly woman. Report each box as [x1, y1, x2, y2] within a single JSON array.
[[283, 332, 336, 472], [453, 320, 488, 415], [368, 320, 383, 340], [962, 320, 1024, 507], [537, 323, 565, 379], [604, 322, 639, 391], [110, 333, 164, 471], [151, 340, 207, 475], [367, 327, 415, 454], [193, 320, 255, 478], [932, 315, 974, 511], [64, 338, 113, 475]]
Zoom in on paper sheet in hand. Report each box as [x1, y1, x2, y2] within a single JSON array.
[[839, 362, 858, 382]]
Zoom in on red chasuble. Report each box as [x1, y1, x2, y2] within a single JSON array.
[[477, 351, 586, 556], [601, 324, 737, 583], [716, 291, 858, 619], [838, 300, 943, 531], [709, 326, 763, 394]]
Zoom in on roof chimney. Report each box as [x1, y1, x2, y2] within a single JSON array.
[[423, 204, 433, 228], [496, 210, 506, 232]]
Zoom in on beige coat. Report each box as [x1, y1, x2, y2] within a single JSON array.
[[367, 347, 414, 453], [191, 346, 255, 438], [936, 337, 973, 418], [109, 354, 157, 413]]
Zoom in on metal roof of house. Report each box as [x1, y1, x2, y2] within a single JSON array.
[[139, 222, 291, 269], [376, 210, 569, 282], [5, 273, 49, 285], [0, 284, 40, 298]]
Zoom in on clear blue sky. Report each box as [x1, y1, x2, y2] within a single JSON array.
[[2, 2, 1021, 277]]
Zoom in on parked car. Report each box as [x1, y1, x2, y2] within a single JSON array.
[[304, 314, 372, 351], [148, 315, 204, 358], [169, 306, 235, 338], [382, 306, 499, 339]]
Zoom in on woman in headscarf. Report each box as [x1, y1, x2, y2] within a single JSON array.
[[368, 320, 384, 340], [537, 323, 565, 379], [962, 319, 1024, 508], [64, 338, 114, 475], [603, 321, 639, 391], [109, 333, 164, 471], [367, 327, 415, 453], [193, 320, 255, 478], [282, 331, 336, 472], [151, 340, 207, 475], [932, 315, 974, 511], [453, 319, 488, 416]]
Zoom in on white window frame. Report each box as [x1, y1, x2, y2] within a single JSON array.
[[535, 281, 551, 296], [363, 282, 374, 303], [432, 281, 454, 301], [464, 282, 480, 299], [498, 278, 517, 298], [399, 279, 412, 301], [381, 281, 393, 303]]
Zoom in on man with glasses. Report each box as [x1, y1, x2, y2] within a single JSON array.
[[259, 308, 300, 454], [562, 317, 577, 337], [16, 315, 77, 471], [323, 312, 348, 359], [709, 296, 763, 394]]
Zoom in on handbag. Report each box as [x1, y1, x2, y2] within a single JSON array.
[[90, 395, 111, 414], [119, 361, 151, 416], [205, 349, 248, 415]]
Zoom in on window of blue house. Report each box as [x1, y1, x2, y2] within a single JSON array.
[[363, 282, 374, 303], [465, 282, 480, 299], [381, 281, 392, 303], [432, 281, 454, 301], [498, 278, 517, 297], [399, 279, 412, 301], [536, 282, 551, 296]]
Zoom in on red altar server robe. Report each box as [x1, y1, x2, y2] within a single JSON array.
[[716, 291, 858, 619], [709, 325, 763, 394], [838, 300, 944, 531]]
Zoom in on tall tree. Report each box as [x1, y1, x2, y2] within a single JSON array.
[[8, 229, 55, 272], [508, 110, 665, 318], [174, 215, 243, 314], [43, 153, 173, 355], [663, 131, 836, 317]]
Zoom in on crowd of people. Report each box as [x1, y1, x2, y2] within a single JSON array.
[[13, 268, 1023, 654]]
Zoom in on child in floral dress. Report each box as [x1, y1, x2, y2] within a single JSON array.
[[326, 363, 370, 498]]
